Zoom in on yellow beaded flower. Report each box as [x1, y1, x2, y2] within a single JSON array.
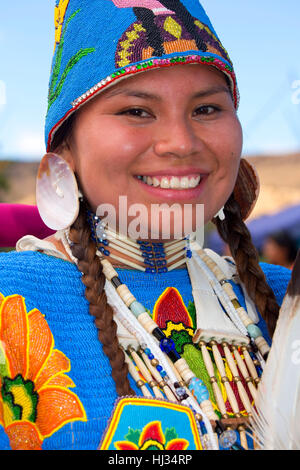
[[54, 0, 70, 48]]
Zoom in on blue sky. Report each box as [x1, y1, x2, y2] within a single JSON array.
[[0, 0, 300, 161]]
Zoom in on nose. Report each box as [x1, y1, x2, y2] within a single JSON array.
[[153, 116, 202, 159]]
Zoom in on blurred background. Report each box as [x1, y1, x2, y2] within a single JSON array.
[[0, 1, 299, 267]]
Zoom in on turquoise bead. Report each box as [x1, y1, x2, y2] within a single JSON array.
[[188, 377, 209, 403], [247, 324, 263, 339], [129, 301, 146, 318]]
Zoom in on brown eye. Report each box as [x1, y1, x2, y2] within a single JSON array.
[[118, 108, 152, 118], [193, 105, 220, 116]]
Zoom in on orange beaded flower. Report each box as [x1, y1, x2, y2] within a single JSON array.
[[0, 292, 86, 450]]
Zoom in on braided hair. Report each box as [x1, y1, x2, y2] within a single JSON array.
[[69, 198, 136, 396], [215, 193, 280, 338]]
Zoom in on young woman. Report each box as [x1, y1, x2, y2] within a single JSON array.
[[0, 0, 291, 450]]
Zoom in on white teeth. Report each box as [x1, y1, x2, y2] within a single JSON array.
[[170, 177, 180, 189], [152, 177, 160, 187], [180, 177, 189, 189], [138, 175, 201, 189], [160, 177, 170, 189]]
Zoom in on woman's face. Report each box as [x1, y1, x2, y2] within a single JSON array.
[[63, 64, 243, 240]]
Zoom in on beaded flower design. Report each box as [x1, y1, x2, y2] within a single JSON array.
[[115, 420, 189, 450], [152, 287, 254, 418], [0, 293, 87, 450]]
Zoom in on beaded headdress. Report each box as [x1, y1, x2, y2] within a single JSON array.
[[45, 0, 258, 220]]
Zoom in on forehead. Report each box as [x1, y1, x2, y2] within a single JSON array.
[[102, 63, 229, 94]]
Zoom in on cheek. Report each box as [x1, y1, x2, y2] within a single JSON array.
[[215, 117, 242, 177], [72, 120, 149, 208]]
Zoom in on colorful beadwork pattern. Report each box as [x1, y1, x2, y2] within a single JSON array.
[[99, 397, 202, 450], [0, 292, 87, 450], [45, 0, 239, 151], [151, 287, 254, 418]]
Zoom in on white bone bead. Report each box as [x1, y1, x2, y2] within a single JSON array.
[[130, 349, 163, 399], [232, 347, 257, 401], [211, 381, 227, 416], [222, 343, 253, 412], [223, 381, 239, 414], [166, 356, 182, 382], [211, 343, 227, 377], [200, 343, 215, 377], [137, 312, 157, 334], [106, 236, 142, 255], [100, 259, 118, 280], [222, 282, 237, 300], [200, 400, 218, 421], [222, 343, 239, 376], [199, 344, 227, 416], [116, 284, 136, 307], [236, 307, 253, 327], [124, 351, 152, 398], [174, 358, 195, 383], [241, 347, 258, 380], [109, 241, 144, 261], [236, 381, 252, 413], [211, 343, 239, 414], [255, 336, 270, 357]]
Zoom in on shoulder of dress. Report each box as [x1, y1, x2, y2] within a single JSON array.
[[259, 262, 291, 307], [0, 249, 80, 300]]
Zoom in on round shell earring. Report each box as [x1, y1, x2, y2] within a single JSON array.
[[36, 153, 80, 230]]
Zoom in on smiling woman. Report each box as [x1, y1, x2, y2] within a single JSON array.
[[0, 0, 292, 451]]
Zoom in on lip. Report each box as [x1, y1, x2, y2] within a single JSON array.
[[135, 173, 208, 201]]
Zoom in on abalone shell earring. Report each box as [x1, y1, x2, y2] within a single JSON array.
[[36, 153, 80, 230]]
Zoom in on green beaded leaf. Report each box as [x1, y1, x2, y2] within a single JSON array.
[[170, 329, 193, 355], [124, 427, 141, 446], [164, 427, 178, 445], [187, 301, 197, 330], [47, 9, 95, 112]]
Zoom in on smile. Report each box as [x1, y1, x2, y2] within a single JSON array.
[[136, 174, 201, 190]]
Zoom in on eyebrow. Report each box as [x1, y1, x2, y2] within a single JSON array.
[[102, 85, 231, 101]]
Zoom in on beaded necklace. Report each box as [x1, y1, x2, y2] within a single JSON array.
[[87, 210, 188, 272], [63, 214, 268, 450]]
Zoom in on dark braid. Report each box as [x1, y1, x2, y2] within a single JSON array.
[[215, 193, 280, 338], [51, 116, 135, 397], [68, 199, 136, 397]]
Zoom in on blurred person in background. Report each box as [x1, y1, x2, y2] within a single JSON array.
[[262, 230, 298, 270]]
